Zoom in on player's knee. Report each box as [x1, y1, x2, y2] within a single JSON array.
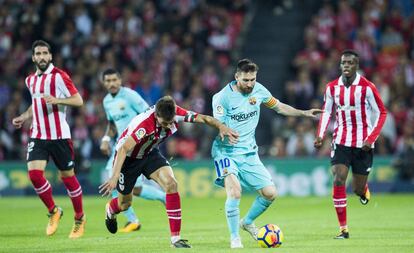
[[163, 176, 178, 193], [228, 188, 242, 199], [333, 176, 346, 186], [263, 191, 277, 201], [262, 187, 277, 201]]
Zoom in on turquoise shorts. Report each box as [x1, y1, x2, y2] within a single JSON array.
[[212, 152, 274, 191], [105, 148, 144, 187]]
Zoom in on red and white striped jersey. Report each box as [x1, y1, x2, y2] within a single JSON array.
[[316, 73, 387, 148], [116, 106, 198, 159], [25, 64, 78, 140]]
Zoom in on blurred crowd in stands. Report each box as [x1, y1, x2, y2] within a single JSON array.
[[1, 0, 413, 181], [0, 0, 248, 165], [270, 0, 414, 164]]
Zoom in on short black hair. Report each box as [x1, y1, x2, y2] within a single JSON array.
[[102, 68, 120, 80], [155, 96, 176, 121], [32, 40, 52, 55], [341, 49, 359, 58], [236, 59, 259, 73]]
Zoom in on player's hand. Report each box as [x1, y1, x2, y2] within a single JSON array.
[[98, 176, 118, 197], [44, 95, 60, 105], [314, 137, 323, 148], [219, 125, 239, 145], [12, 115, 26, 129], [303, 109, 324, 118], [361, 141, 372, 151], [100, 141, 111, 156]]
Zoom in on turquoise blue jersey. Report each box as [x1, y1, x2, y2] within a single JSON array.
[[212, 81, 273, 156], [103, 87, 149, 134]]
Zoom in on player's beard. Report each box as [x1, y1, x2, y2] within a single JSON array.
[[240, 86, 253, 94], [36, 60, 51, 72]]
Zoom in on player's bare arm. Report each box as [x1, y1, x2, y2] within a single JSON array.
[[100, 121, 117, 156], [12, 105, 33, 129], [99, 135, 135, 196], [272, 100, 323, 118], [195, 114, 239, 144], [44, 93, 83, 107]]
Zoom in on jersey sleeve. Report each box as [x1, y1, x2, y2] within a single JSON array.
[[102, 97, 113, 121], [57, 70, 78, 97], [316, 84, 335, 139], [212, 93, 226, 123], [128, 89, 150, 114], [365, 83, 387, 144], [175, 106, 198, 123]]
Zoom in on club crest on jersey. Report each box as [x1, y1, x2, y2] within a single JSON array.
[[119, 102, 125, 110], [216, 105, 224, 116], [249, 97, 257, 105], [135, 128, 146, 140]]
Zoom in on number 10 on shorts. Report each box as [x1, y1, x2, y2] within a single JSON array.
[[214, 157, 230, 177]]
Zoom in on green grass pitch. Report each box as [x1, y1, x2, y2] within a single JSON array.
[[1, 194, 413, 252]]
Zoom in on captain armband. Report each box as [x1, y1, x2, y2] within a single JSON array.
[[263, 97, 279, 110]]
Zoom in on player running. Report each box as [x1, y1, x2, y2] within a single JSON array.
[[212, 59, 322, 248], [12, 40, 86, 238], [100, 68, 166, 232], [99, 96, 239, 248], [314, 49, 387, 239]]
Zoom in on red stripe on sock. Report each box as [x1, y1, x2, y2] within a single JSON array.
[[28, 170, 55, 212], [109, 197, 121, 214], [333, 185, 347, 227], [166, 192, 181, 236], [61, 175, 84, 220]]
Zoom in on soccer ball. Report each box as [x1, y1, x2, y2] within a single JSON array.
[[257, 224, 284, 248]]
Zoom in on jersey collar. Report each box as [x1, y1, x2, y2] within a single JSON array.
[[338, 73, 361, 86], [36, 63, 54, 76]]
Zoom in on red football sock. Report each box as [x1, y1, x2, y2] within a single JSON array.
[[364, 184, 368, 195], [333, 185, 347, 228], [109, 197, 121, 214], [61, 175, 84, 220], [166, 192, 181, 236], [28, 170, 55, 212]]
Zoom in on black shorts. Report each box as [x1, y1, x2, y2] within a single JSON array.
[[27, 138, 75, 171], [331, 144, 373, 175], [116, 148, 169, 195]]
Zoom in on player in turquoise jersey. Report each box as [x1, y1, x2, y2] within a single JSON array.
[[212, 59, 323, 248], [100, 68, 166, 232]]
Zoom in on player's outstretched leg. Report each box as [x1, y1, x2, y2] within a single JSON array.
[[166, 192, 191, 248], [61, 175, 85, 238], [119, 207, 141, 232], [137, 184, 166, 204], [28, 170, 60, 236], [241, 195, 273, 241], [110, 190, 141, 233], [105, 198, 121, 234]]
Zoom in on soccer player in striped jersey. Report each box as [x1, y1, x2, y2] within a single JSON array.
[[99, 96, 238, 248], [314, 49, 387, 239], [211, 59, 322, 248], [12, 40, 86, 238], [100, 68, 166, 233]]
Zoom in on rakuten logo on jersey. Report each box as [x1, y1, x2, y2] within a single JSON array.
[[230, 111, 258, 122]]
